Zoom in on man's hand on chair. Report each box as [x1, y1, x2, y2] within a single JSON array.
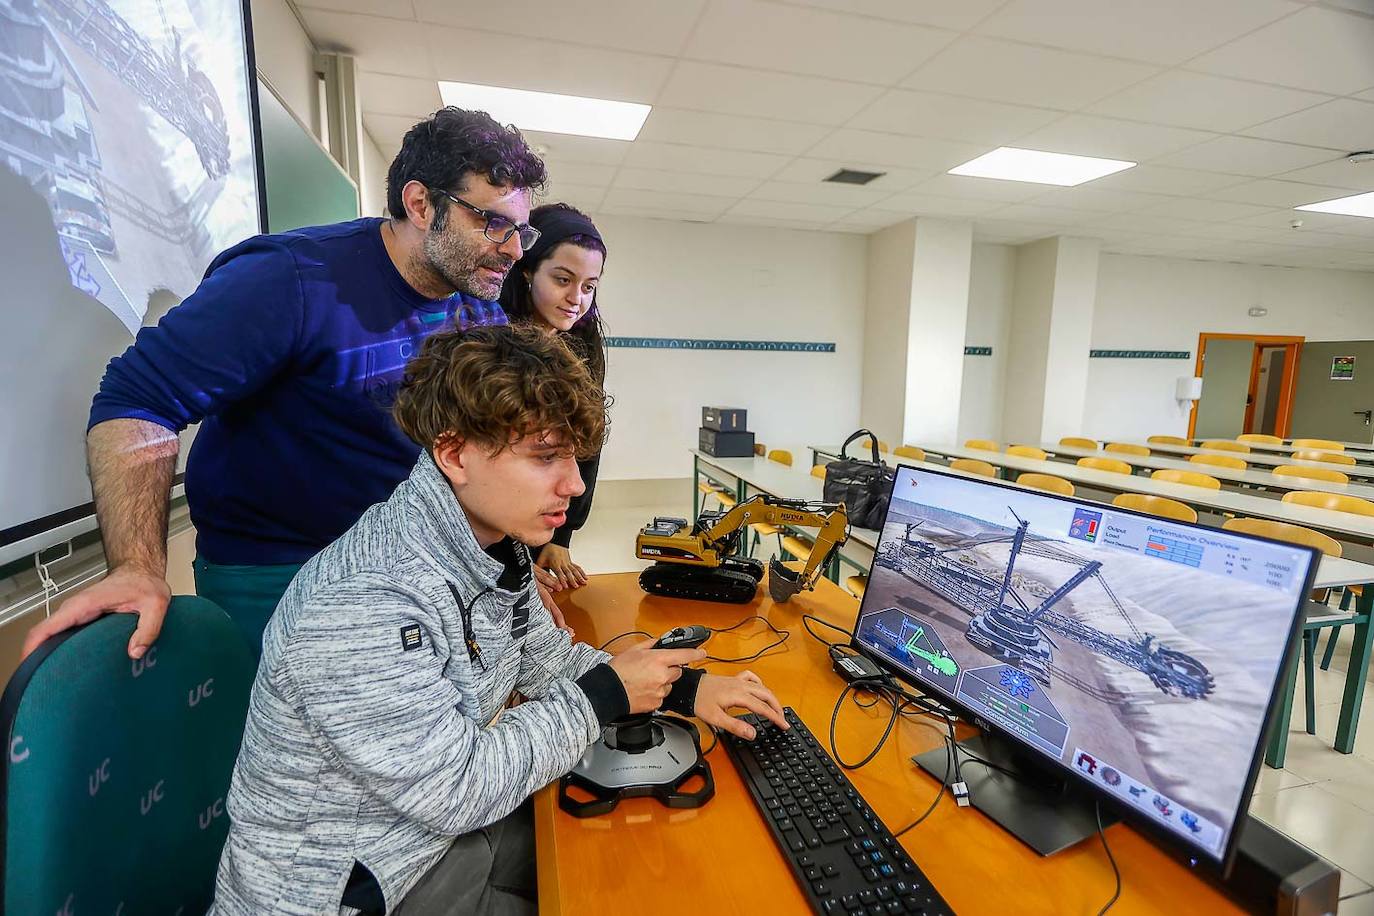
[[20, 565, 171, 661]]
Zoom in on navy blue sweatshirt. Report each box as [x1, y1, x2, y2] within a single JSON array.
[[88, 218, 506, 566]]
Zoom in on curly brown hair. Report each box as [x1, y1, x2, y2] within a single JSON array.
[[393, 324, 608, 459]]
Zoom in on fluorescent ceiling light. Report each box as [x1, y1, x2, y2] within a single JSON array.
[[437, 81, 650, 141], [948, 147, 1136, 186], [1295, 191, 1374, 219]]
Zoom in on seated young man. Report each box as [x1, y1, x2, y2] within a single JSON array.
[[211, 324, 788, 916]]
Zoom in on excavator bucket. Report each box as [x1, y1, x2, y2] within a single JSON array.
[[767, 557, 804, 603]]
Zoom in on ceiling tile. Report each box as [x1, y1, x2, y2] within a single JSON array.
[[830, 208, 916, 231], [806, 129, 988, 170], [1087, 72, 1329, 132], [716, 214, 842, 233], [1016, 115, 1216, 161], [539, 161, 618, 188], [536, 183, 606, 210], [620, 142, 790, 178], [363, 113, 429, 155], [1154, 136, 1341, 175], [909, 173, 1046, 202], [1231, 207, 1374, 235], [1242, 98, 1374, 152], [357, 72, 441, 117], [600, 187, 735, 216], [684, 0, 955, 84], [1083, 212, 1217, 235], [770, 158, 932, 191], [297, 8, 434, 76], [1205, 179, 1355, 208], [594, 205, 717, 223], [1025, 185, 1173, 212], [771, 0, 1009, 31], [522, 131, 633, 166], [868, 193, 1003, 217], [1189, 6, 1374, 95], [1136, 197, 1277, 222], [969, 219, 1067, 243], [420, 25, 673, 104], [1086, 165, 1249, 196], [726, 198, 860, 222], [612, 167, 761, 197], [635, 108, 830, 156], [1276, 158, 1374, 191], [410, 0, 706, 56], [849, 90, 1062, 144], [901, 37, 1158, 110], [745, 179, 889, 208], [975, 0, 1298, 65], [656, 61, 885, 125], [984, 203, 1096, 225], [297, 0, 416, 17]]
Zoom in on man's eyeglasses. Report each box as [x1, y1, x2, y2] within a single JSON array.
[[434, 189, 540, 250]]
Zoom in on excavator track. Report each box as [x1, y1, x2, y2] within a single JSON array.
[[639, 560, 762, 604]]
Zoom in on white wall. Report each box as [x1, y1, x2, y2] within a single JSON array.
[[904, 219, 971, 445], [859, 220, 915, 444], [1084, 254, 1374, 441], [594, 216, 866, 479], [361, 131, 388, 218], [958, 243, 1014, 442], [249, 0, 318, 136]]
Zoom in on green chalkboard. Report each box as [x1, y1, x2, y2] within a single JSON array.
[[257, 78, 359, 233]]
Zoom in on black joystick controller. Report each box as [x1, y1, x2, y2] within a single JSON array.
[[608, 625, 712, 753]]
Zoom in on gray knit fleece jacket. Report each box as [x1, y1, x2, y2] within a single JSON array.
[[210, 450, 628, 915]]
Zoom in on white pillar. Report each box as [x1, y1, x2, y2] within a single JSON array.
[[861, 217, 972, 447], [1001, 236, 1100, 445]]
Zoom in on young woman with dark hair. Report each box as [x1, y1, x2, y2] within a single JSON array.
[[499, 203, 608, 592]]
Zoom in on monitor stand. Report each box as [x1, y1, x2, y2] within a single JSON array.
[[912, 733, 1117, 857]]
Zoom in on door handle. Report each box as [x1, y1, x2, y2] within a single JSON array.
[[1355, 410, 1372, 426]]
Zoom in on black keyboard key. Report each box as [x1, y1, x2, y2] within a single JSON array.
[[724, 707, 951, 916]]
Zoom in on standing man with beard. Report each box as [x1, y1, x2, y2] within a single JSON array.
[[23, 107, 556, 662]]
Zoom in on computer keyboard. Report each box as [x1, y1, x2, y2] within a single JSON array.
[[723, 707, 953, 916]]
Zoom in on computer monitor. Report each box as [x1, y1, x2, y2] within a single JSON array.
[[851, 465, 1317, 869]]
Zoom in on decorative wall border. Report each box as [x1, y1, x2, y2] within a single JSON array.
[[964, 346, 993, 356], [1089, 349, 1191, 359], [605, 336, 835, 352]]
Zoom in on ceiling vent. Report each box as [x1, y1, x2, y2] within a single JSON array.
[[824, 168, 885, 186]]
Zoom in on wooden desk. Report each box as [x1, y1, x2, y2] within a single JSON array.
[[536, 574, 1251, 915], [1133, 442, 1374, 479], [1041, 443, 1374, 501], [1187, 437, 1374, 459]]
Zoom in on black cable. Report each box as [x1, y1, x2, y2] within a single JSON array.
[[702, 615, 790, 663], [801, 613, 852, 649], [597, 630, 652, 651], [828, 677, 903, 769], [893, 722, 959, 838], [1096, 800, 1121, 915]]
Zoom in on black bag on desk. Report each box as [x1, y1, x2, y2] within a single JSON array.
[[823, 430, 896, 529]]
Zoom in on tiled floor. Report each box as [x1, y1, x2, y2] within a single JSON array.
[[570, 482, 1374, 905]]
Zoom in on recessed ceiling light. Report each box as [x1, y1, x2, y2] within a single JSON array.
[[437, 81, 650, 141], [1295, 191, 1374, 219], [948, 147, 1136, 186]]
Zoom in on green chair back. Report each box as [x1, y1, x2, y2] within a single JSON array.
[[1, 597, 253, 914]]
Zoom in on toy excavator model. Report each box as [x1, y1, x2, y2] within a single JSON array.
[[636, 494, 849, 604]]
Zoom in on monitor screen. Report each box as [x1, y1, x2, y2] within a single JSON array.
[[852, 466, 1316, 864], [0, 0, 263, 560]]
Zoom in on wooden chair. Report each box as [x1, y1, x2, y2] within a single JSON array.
[[1238, 434, 1284, 445], [781, 533, 815, 564], [1006, 445, 1047, 460], [893, 445, 925, 462], [964, 439, 998, 452], [810, 464, 827, 479], [1147, 435, 1189, 446], [1104, 442, 1150, 457], [1077, 457, 1132, 475], [877, 441, 891, 453], [1200, 439, 1251, 453], [1150, 469, 1221, 489], [843, 574, 868, 600], [1058, 437, 1097, 449], [1283, 492, 1374, 671], [1189, 453, 1247, 471], [767, 449, 793, 467], [1221, 517, 1367, 767], [1294, 449, 1356, 466], [1273, 464, 1349, 485], [753, 442, 766, 457], [950, 458, 997, 478], [1292, 438, 1344, 451], [1111, 493, 1197, 523], [1015, 473, 1074, 497]]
